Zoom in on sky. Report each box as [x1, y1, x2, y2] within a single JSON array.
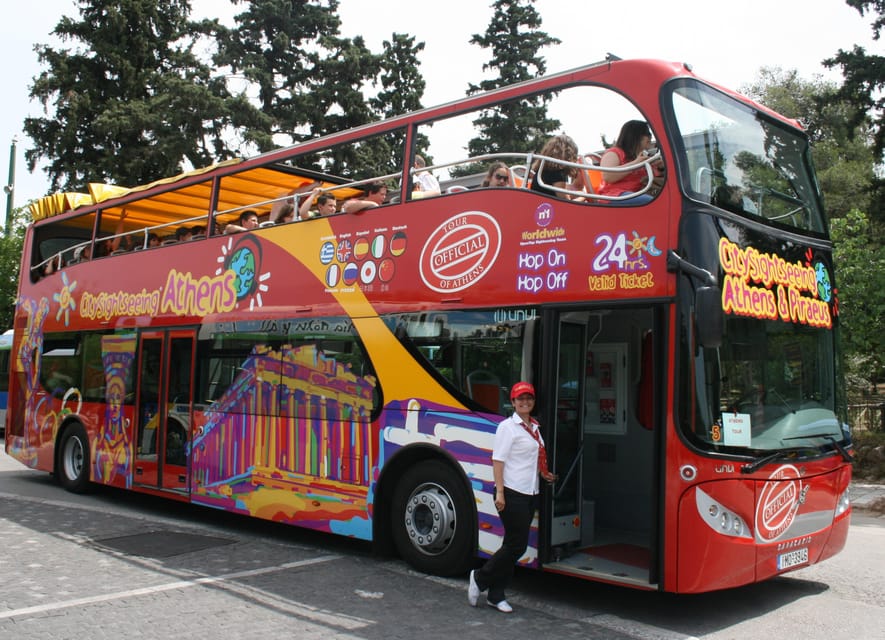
[[0, 0, 878, 211]]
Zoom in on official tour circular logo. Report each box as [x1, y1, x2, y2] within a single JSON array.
[[419, 211, 501, 293]]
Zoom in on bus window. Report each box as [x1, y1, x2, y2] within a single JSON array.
[[385, 308, 538, 414], [30, 210, 98, 281], [415, 84, 648, 199], [40, 334, 82, 398]]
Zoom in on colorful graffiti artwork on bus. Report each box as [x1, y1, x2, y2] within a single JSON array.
[[380, 398, 540, 567], [718, 238, 833, 328], [190, 343, 377, 537], [6, 297, 48, 465], [93, 333, 137, 488]]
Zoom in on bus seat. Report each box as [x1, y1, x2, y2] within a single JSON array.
[[467, 370, 501, 412], [510, 165, 528, 188], [446, 186, 469, 193], [584, 155, 603, 193]]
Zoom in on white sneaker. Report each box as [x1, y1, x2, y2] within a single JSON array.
[[467, 570, 480, 607], [487, 599, 513, 613]]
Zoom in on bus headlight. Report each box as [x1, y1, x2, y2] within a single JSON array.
[[695, 486, 752, 539]]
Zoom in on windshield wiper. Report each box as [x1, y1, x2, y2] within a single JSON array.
[[769, 388, 795, 414], [740, 447, 813, 474], [783, 433, 853, 462]]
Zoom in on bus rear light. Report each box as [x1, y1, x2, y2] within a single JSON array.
[[695, 487, 752, 539], [835, 487, 850, 516]]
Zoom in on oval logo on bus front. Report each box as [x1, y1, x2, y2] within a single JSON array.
[[420, 212, 501, 293], [755, 464, 802, 541]]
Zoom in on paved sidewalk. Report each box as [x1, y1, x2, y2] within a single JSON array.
[[851, 482, 885, 514]]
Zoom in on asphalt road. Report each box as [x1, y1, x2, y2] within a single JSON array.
[[1, 443, 883, 640]]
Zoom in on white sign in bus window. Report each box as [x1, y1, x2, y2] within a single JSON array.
[[722, 413, 751, 446]]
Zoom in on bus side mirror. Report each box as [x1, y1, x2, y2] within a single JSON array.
[[696, 286, 723, 348]]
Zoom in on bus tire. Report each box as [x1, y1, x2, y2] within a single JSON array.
[[57, 423, 91, 494], [391, 460, 473, 576]]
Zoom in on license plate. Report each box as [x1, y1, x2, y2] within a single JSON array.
[[777, 547, 809, 570]]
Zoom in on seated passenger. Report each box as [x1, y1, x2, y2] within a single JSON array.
[[175, 226, 193, 242], [147, 233, 160, 248], [273, 203, 296, 224], [223, 209, 259, 234], [298, 187, 338, 219], [530, 134, 587, 199], [412, 155, 440, 196], [598, 120, 661, 204], [481, 162, 510, 187], [190, 225, 206, 239], [342, 182, 388, 214]]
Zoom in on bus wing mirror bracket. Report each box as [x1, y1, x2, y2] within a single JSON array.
[[695, 286, 723, 348], [667, 250, 723, 348]]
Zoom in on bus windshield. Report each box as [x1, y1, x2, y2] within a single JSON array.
[[670, 80, 826, 234], [688, 314, 843, 453]]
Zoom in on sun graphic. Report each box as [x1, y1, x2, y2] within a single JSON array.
[[215, 236, 271, 311], [628, 231, 649, 257], [52, 272, 77, 327]]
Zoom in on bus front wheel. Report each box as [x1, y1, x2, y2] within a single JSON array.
[[57, 423, 91, 494], [391, 460, 473, 576]]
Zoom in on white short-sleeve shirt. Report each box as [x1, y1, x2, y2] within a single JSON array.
[[492, 413, 544, 495]]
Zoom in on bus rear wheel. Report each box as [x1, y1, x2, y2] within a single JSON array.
[[58, 423, 91, 494], [391, 460, 473, 576]]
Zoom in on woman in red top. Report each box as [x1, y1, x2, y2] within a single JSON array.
[[598, 120, 660, 204]]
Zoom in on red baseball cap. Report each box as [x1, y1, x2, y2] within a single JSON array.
[[510, 381, 536, 400]]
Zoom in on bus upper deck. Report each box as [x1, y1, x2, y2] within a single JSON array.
[[27, 57, 825, 285]]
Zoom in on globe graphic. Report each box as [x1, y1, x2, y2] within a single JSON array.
[[815, 262, 831, 302], [229, 246, 256, 299]]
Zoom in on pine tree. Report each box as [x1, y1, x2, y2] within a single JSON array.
[[370, 33, 429, 170], [24, 0, 263, 193], [212, 0, 344, 150], [464, 0, 561, 162]]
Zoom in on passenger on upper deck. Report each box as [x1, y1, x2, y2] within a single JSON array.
[[412, 155, 440, 196], [530, 135, 587, 199], [272, 203, 296, 224], [342, 182, 388, 214], [175, 226, 193, 243], [598, 120, 661, 204], [481, 162, 510, 187], [298, 187, 338, 219], [147, 233, 160, 248], [223, 210, 259, 234]]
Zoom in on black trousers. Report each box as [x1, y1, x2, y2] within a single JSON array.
[[475, 488, 536, 604]]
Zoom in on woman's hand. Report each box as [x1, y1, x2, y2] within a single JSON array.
[[494, 489, 505, 511]]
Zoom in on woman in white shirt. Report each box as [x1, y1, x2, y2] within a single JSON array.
[[468, 382, 556, 613]]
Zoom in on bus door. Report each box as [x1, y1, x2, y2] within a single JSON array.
[[133, 330, 196, 492], [543, 307, 659, 587], [549, 319, 586, 547]]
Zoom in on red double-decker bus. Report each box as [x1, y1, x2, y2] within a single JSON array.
[[6, 57, 850, 593]]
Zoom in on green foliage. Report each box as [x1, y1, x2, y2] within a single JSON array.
[[831, 210, 885, 389], [457, 0, 561, 175], [825, 1, 885, 160], [24, 0, 266, 193], [740, 67, 878, 221], [0, 210, 28, 329], [214, 2, 428, 178]]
